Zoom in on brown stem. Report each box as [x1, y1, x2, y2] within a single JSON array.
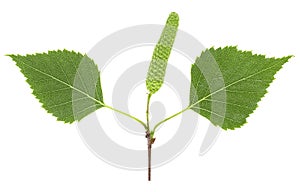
[[145, 93, 152, 181], [146, 130, 155, 181], [148, 139, 152, 181]]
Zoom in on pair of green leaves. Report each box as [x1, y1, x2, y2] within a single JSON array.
[[8, 12, 292, 130]]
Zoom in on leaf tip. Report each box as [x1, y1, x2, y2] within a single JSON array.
[[284, 55, 294, 60], [6, 54, 16, 58]]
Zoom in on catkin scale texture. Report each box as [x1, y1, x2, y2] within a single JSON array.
[[146, 12, 179, 94]]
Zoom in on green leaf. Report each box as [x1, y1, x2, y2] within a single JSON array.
[[189, 46, 292, 130], [146, 12, 179, 94], [8, 50, 104, 123]]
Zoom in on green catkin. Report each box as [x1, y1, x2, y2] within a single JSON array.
[[146, 12, 179, 94]]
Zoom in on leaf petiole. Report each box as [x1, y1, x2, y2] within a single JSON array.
[[103, 104, 147, 130], [151, 106, 191, 138]]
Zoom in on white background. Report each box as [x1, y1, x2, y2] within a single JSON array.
[[1, 0, 300, 191]]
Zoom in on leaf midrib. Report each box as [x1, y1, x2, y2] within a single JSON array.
[[189, 62, 279, 109], [19, 60, 104, 106]]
